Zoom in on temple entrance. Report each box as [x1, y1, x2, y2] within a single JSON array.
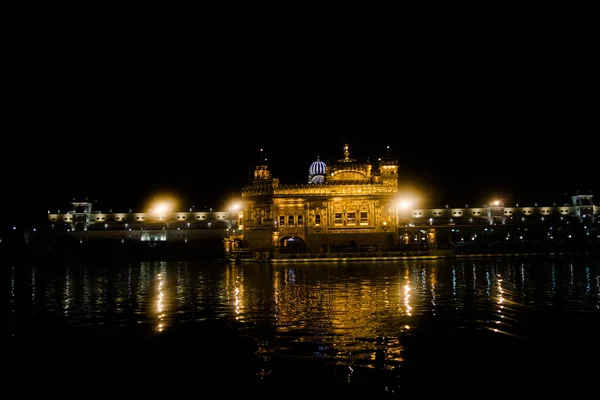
[[279, 235, 306, 253]]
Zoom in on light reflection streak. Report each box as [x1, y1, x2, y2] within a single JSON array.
[[138, 262, 149, 307], [430, 266, 436, 311], [45, 270, 57, 313], [234, 287, 240, 316], [597, 274, 599, 310], [157, 272, 164, 332], [496, 274, 504, 328], [521, 263, 525, 296], [225, 265, 245, 321], [273, 269, 281, 317], [31, 267, 36, 311], [176, 262, 186, 307], [487, 271, 524, 339], [155, 262, 169, 333], [507, 263, 514, 285], [397, 266, 413, 317], [127, 265, 132, 303], [484, 325, 522, 338], [551, 264, 556, 297], [586, 266, 591, 294], [64, 266, 71, 315], [96, 270, 106, 308], [452, 266, 456, 299], [569, 263, 574, 295], [404, 281, 412, 316], [11, 266, 15, 313], [82, 268, 90, 315]]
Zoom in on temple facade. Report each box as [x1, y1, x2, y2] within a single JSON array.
[[228, 143, 429, 257]]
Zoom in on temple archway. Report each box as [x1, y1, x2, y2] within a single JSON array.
[[279, 235, 306, 253]]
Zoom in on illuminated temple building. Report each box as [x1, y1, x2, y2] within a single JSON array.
[[227, 143, 406, 258], [42, 142, 598, 260]]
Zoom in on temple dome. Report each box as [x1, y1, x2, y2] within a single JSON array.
[[309, 155, 327, 175]]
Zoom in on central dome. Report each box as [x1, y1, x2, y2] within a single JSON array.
[[309, 155, 326, 175]]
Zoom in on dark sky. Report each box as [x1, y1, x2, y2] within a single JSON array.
[[6, 23, 598, 228]]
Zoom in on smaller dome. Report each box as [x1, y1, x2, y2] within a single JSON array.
[[310, 175, 325, 184], [309, 155, 327, 175]]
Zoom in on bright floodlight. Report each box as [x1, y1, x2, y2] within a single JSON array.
[[398, 200, 412, 210], [231, 203, 240, 211], [153, 202, 170, 215], [146, 194, 178, 217]]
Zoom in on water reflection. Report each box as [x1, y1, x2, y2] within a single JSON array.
[[224, 263, 246, 321], [63, 265, 71, 315], [4, 258, 600, 389], [156, 266, 166, 332]]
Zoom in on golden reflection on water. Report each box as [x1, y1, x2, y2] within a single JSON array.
[[154, 262, 169, 333], [402, 266, 412, 317], [403, 281, 412, 317], [224, 265, 246, 321], [494, 274, 504, 333], [220, 263, 416, 370], [482, 270, 522, 338]]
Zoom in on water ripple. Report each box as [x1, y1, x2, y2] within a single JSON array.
[[4, 257, 600, 391]]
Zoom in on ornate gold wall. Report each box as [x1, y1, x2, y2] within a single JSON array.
[[240, 174, 399, 253]]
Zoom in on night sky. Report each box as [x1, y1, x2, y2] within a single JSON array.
[[5, 24, 597, 229]]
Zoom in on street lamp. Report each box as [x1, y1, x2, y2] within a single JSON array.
[[152, 202, 171, 217], [396, 198, 413, 245]]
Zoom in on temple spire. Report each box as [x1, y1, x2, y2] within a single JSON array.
[[339, 142, 355, 163]]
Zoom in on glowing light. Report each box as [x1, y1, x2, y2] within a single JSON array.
[[146, 195, 178, 218], [397, 200, 412, 210], [152, 203, 170, 216]]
